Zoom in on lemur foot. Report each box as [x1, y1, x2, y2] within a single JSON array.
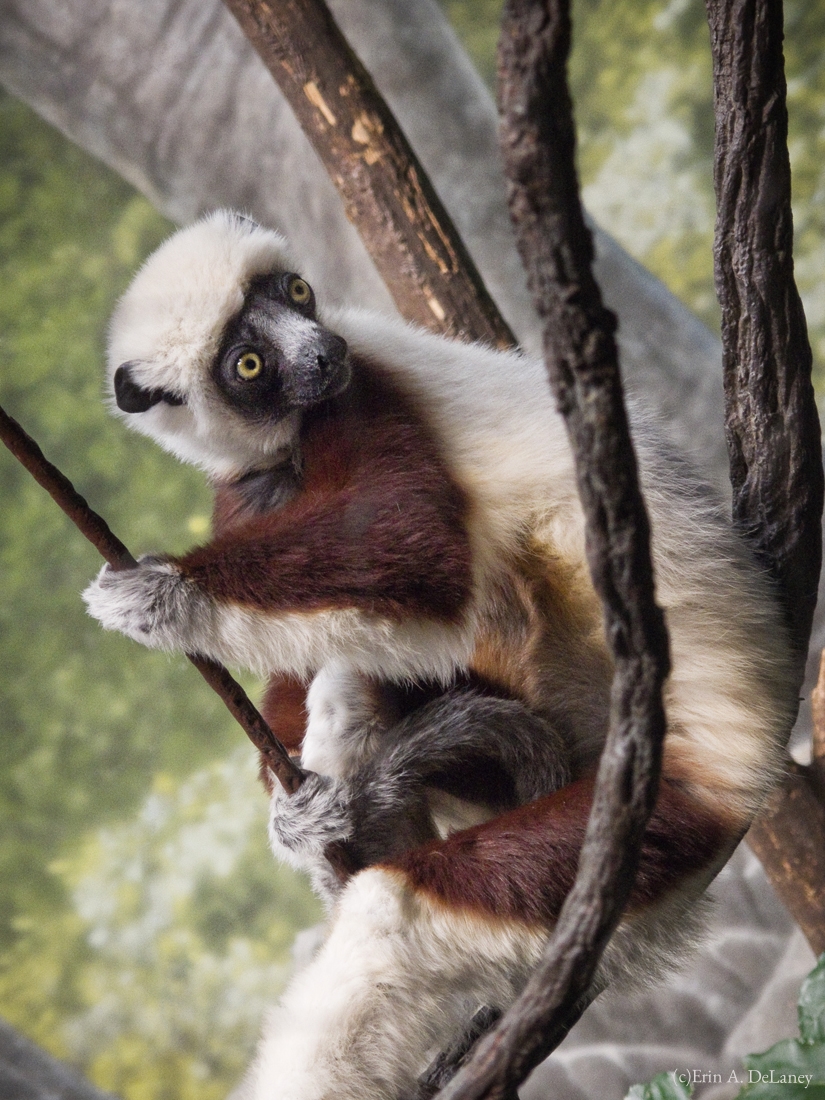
[[268, 771, 353, 901], [83, 556, 212, 651]]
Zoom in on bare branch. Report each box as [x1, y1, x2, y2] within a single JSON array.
[[705, 0, 823, 665], [433, 2, 671, 1095], [220, 0, 515, 349], [0, 403, 304, 796], [746, 761, 825, 956]]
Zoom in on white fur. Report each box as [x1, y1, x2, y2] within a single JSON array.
[[84, 559, 475, 684], [302, 661, 389, 778], [239, 863, 714, 1100], [267, 772, 352, 902], [87, 212, 798, 1100], [240, 869, 547, 1100], [107, 211, 302, 479]]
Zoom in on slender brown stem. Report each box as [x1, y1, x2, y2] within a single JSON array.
[[1, 405, 137, 570], [220, 0, 515, 349], [0, 402, 304, 795], [433, 3, 671, 1096]]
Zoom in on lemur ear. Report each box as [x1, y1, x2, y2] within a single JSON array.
[[114, 362, 185, 414]]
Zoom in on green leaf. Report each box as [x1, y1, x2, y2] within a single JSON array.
[[799, 954, 825, 1044], [626, 1071, 694, 1099], [735, 955, 825, 1097], [740, 1039, 825, 1093]]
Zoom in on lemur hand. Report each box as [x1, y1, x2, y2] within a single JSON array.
[[82, 556, 212, 652]]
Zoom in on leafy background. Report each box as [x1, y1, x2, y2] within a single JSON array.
[[1, 1, 824, 1097]]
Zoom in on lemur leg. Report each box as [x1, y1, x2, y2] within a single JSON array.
[[267, 689, 571, 904], [245, 867, 547, 1100], [248, 774, 733, 1100]]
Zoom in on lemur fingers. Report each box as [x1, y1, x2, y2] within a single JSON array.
[[82, 555, 215, 652]]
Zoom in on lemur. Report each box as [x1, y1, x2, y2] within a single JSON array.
[[84, 210, 796, 1100]]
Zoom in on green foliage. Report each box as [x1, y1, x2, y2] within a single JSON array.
[[627, 1071, 693, 1099], [0, 88, 320, 1098], [736, 954, 825, 1099], [799, 953, 825, 1045], [627, 955, 825, 1099], [437, 0, 825, 389]]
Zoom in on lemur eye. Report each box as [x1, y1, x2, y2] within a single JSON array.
[[236, 351, 264, 380], [288, 276, 312, 305]]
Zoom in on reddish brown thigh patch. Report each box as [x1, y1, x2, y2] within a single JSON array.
[[387, 774, 731, 926], [257, 673, 308, 792]]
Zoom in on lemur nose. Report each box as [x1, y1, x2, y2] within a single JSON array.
[[316, 333, 348, 376]]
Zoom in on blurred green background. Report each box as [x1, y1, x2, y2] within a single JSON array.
[[1, 1, 824, 1097]]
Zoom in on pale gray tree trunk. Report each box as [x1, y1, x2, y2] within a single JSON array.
[[0, 0, 726, 478], [0, 1017, 119, 1100]]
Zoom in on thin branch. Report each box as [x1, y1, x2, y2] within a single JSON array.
[[0, 403, 304, 795], [434, 2, 672, 1096], [705, 0, 823, 666], [220, 0, 515, 349]]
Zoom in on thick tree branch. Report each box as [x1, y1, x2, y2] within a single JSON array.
[[704, 0, 825, 954], [705, 0, 823, 665], [746, 760, 825, 956], [433, 3, 672, 1096], [220, 0, 515, 349]]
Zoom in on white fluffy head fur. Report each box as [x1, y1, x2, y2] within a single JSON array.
[[107, 211, 303, 479]]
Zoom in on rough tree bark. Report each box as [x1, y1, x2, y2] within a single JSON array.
[[704, 0, 825, 958], [432, 2, 671, 1096], [706, 0, 823, 663], [222, 0, 514, 349]]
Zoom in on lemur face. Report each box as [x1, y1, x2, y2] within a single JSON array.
[[208, 271, 349, 420], [106, 211, 350, 480]]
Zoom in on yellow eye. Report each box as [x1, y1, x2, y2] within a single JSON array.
[[288, 276, 312, 305], [236, 351, 263, 380]]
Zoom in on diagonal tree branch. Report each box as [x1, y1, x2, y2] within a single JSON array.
[[0, 403, 304, 796], [221, 0, 515, 350]]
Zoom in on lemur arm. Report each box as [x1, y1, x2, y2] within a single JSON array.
[[83, 365, 476, 674]]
